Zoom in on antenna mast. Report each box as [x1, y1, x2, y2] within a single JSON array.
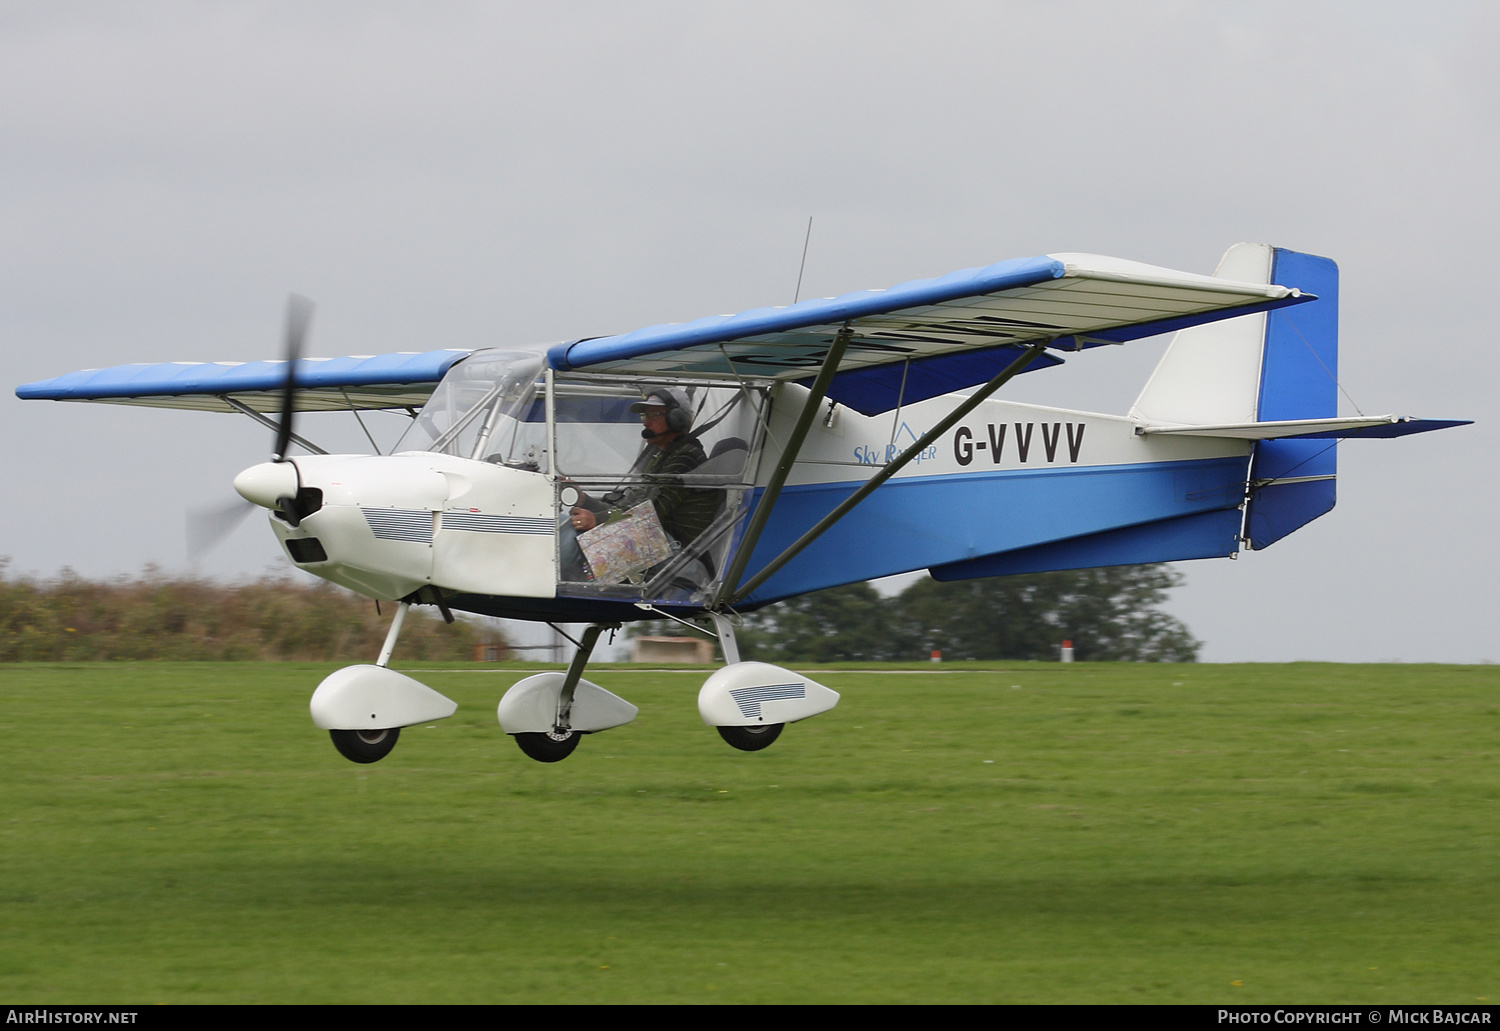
[[792, 216, 813, 304]]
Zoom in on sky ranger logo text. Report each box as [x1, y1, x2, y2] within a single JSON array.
[[854, 422, 938, 466]]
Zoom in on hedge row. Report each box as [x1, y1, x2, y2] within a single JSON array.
[[0, 563, 508, 662]]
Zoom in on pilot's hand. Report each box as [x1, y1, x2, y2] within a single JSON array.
[[570, 506, 597, 532]]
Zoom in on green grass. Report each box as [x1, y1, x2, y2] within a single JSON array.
[[1, 661, 1497, 1003]]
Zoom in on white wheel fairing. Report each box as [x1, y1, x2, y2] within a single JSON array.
[[496, 673, 638, 735], [310, 664, 458, 730], [697, 662, 839, 727]]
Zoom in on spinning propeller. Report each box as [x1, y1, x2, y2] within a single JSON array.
[[272, 294, 315, 463], [187, 295, 316, 561], [185, 496, 257, 562]]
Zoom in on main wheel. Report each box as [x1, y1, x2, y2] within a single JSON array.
[[717, 723, 784, 752], [513, 729, 582, 763], [330, 727, 400, 764]]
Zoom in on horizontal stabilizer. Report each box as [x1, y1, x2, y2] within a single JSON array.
[[1139, 415, 1472, 440]]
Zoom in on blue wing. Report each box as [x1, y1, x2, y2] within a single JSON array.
[[548, 252, 1313, 415], [16, 252, 1311, 416], [16, 349, 472, 412]]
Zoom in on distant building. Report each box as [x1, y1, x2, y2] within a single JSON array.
[[630, 636, 715, 664]]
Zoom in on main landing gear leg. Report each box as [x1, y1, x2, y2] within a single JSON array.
[[708, 611, 740, 666]]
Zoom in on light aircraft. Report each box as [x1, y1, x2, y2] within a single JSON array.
[[17, 243, 1468, 764]]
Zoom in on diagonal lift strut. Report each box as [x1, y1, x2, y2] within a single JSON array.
[[724, 340, 1051, 607]]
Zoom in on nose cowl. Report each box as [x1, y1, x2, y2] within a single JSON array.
[[234, 461, 299, 509]]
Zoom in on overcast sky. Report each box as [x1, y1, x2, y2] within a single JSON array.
[[3, 1, 1495, 662]]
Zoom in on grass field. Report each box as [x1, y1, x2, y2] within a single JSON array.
[[1, 660, 1496, 1004]]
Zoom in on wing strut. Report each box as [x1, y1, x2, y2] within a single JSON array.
[[220, 396, 329, 455], [712, 325, 854, 608], [724, 340, 1050, 606]]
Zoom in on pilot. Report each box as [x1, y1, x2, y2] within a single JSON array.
[[563, 386, 723, 581]]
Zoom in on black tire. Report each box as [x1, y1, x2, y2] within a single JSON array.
[[717, 723, 784, 752], [514, 730, 582, 763], [330, 727, 400, 764]]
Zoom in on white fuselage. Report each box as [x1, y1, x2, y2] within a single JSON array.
[[243, 377, 1250, 606]]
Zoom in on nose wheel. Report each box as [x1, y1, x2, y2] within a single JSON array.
[[330, 727, 401, 763]]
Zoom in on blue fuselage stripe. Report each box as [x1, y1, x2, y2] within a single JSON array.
[[737, 456, 1251, 604]]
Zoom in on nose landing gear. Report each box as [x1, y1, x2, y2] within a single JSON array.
[[311, 601, 459, 764], [497, 624, 636, 763], [513, 729, 582, 763]]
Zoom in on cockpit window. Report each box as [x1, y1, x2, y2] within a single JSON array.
[[552, 378, 766, 605], [402, 350, 773, 606], [395, 349, 547, 465]]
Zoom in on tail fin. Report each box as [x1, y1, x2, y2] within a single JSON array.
[[1130, 243, 1279, 427], [1245, 249, 1339, 548], [1129, 243, 1340, 549]]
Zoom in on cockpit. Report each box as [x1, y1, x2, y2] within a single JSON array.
[[396, 348, 769, 606]]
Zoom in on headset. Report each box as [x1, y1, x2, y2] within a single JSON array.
[[636, 386, 692, 437]]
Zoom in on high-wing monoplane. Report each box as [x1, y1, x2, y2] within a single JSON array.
[[18, 243, 1469, 763]]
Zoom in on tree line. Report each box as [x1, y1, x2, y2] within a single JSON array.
[[637, 564, 1200, 663], [0, 561, 507, 662], [3, 560, 1196, 664]]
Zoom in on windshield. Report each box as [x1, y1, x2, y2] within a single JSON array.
[[395, 349, 547, 465]]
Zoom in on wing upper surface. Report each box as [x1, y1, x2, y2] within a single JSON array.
[[548, 252, 1313, 415], [17, 252, 1312, 418], [16, 349, 473, 412]]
